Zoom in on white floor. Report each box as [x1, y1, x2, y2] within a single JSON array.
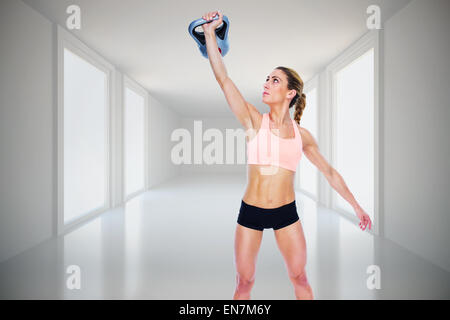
[[1, 173, 449, 299]]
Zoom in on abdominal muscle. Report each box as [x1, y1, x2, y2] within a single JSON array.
[[242, 164, 296, 208]]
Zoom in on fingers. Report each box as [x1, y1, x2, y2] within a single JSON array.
[[203, 12, 212, 21], [202, 10, 221, 21], [357, 214, 373, 232], [364, 217, 371, 231], [359, 217, 368, 231]]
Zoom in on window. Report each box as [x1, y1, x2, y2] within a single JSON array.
[[335, 49, 374, 221], [123, 77, 148, 201], [63, 48, 108, 223]]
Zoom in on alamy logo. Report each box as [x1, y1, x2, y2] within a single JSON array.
[[366, 264, 381, 290], [367, 5, 381, 30], [66, 5, 81, 30], [170, 121, 281, 175], [66, 265, 81, 290]]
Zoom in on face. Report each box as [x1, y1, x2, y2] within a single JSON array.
[[262, 69, 296, 105]]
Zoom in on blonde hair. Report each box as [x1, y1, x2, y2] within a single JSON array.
[[275, 66, 306, 125]]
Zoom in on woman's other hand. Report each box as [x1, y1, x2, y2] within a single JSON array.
[[355, 206, 372, 231]]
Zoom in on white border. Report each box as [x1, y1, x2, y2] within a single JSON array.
[[57, 25, 115, 236], [325, 29, 380, 236]]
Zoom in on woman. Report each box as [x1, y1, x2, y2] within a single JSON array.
[[201, 10, 372, 300]]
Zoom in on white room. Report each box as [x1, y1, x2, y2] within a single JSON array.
[[0, 0, 449, 301]]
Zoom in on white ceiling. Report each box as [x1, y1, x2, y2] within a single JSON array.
[[23, 0, 412, 117]]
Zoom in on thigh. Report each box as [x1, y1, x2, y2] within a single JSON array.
[[273, 220, 307, 276], [234, 224, 263, 278]]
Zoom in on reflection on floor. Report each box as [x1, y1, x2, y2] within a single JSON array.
[[1, 173, 449, 299]]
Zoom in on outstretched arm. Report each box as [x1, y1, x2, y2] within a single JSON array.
[[202, 11, 253, 131], [299, 126, 372, 231]]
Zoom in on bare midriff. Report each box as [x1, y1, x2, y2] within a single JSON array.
[[242, 164, 296, 209]]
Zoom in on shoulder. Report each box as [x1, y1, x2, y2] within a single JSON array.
[[295, 123, 317, 148]]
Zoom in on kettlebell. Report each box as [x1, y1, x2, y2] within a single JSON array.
[[188, 13, 230, 59]]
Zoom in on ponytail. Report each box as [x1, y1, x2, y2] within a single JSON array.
[[293, 93, 306, 125]]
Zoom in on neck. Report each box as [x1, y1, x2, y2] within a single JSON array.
[[268, 108, 291, 127]]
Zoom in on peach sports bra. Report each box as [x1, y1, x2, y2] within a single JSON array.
[[247, 113, 303, 172]]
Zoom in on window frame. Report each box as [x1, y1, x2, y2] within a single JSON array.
[[57, 26, 115, 236]]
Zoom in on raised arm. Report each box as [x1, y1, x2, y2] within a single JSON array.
[[202, 11, 253, 131]]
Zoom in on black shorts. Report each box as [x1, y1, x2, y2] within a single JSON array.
[[237, 199, 300, 231]]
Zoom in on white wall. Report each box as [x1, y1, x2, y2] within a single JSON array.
[[148, 94, 181, 186], [383, 0, 450, 272], [0, 0, 181, 263], [0, 0, 55, 264]]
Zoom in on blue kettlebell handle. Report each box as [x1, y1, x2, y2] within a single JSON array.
[[189, 14, 220, 33], [188, 14, 230, 58]]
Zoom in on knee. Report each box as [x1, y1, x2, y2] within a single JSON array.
[[235, 273, 255, 291], [290, 270, 309, 287]]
